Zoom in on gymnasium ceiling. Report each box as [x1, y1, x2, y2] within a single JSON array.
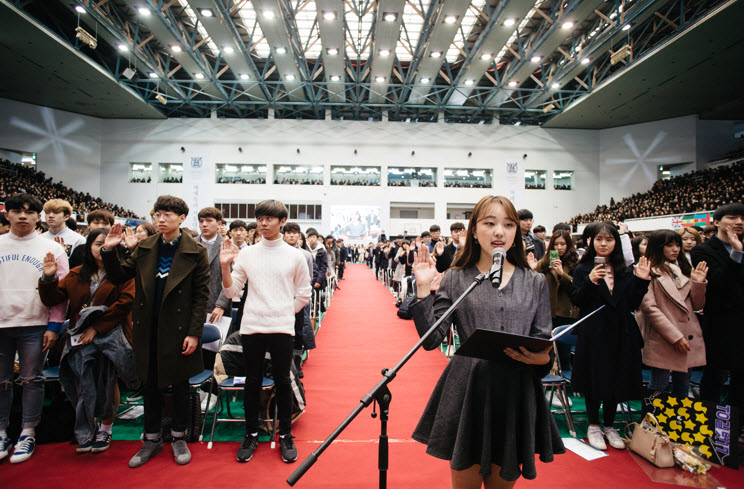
[[0, 0, 742, 127]]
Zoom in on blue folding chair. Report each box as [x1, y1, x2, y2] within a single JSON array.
[[189, 324, 222, 441]]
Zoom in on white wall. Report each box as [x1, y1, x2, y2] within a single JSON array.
[[0, 98, 102, 196], [598, 115, 697, 206], [1, 96, 739, 237]]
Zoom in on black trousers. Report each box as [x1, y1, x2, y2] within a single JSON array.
[[585, 396, 619, 426], [143, 371, 189, 436], [338, 263, 345, 279], [701, 366, 744, 425], [241, 333, 293, 435]]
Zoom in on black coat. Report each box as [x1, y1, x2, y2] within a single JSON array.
[[570, 262, 650, 400], [435, 242, 458, 273], [690, 236, 744, 369], [102, 231, 210, 388]]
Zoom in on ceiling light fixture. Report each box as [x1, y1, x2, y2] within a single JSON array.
[[622, 23, 632, 31], [171, 45, 181, 53], [322, 11, 336, 21], [326, 47, 339, 56], [375, 76, 386, 83], [480, 53, 493, 61], [552, 82, 560, 89], [504, 18, 516, 27], [239, 73, 250, 80], [199, 8, 214, 17], [194, 73, 205, 79], [383, 12, 398, 22], [421, 77, 430, 83], [138, 7, 150, 16], [379, 49, 390, 57], [444, 15, 457, 24], [148, 72, 158, 78], [581, 58, 590, 64], [222, 46, 234, 54], [562, 21, 574, 29], [330, 75, 341, 81], [263, 10, 275, 19], [464, 79, 474, 86], [430, 51, 442, 58], [117, 43, 128, 52], [508, 81, 518, 87], [275, 47, 286, 54], [531, 55, 542, 63], [75, 5, 86, 14], [285, 74, 295, 81]]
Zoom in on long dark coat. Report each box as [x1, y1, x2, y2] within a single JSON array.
[[570, 262, 650, 401], [101, 231, 210, 388], [691, 236, 744, 370]]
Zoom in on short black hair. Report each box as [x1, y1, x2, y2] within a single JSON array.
[[533, 225, 546, 234], [198, 207, 223, 222], [66, 217, 77, 231], [517, 209, 533, 220], [255, 199, 288, 220], [552, 222, 571, 233], [306, 227, 319, 238], [283, 222, 301, 234], [229, 220, 248, 231], [246, 222, 257, 231], [713, 202, 744, 222], [325, 235, 335, 242], [420, 231, 430, 238], [429, 224, 441, 232], [87, 209, 114, 226], [5, 193, 43, 213], [450, 222, 465, 232], [153, 195, 189, 217], [0, 212, 9, 226]]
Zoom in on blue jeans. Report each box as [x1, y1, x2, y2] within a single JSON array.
[[0, 326, 47, 430], [648, 367, 691, 399]]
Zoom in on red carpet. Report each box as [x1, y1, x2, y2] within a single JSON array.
[[3, 264, 743, 488]]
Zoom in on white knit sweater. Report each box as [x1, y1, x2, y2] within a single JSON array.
[[223, 235, 311, 336]]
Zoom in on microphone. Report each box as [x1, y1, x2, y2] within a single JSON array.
[[490, 247, 506, 288]]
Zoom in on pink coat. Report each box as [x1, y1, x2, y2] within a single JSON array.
[[637, 270, 706, 372]]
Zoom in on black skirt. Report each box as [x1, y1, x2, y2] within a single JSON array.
[[412, 355, 565, 480]]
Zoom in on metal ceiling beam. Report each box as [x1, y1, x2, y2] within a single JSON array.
[[315, 0, 346, 103], [187, 0, 268, 103], [367, 0, 406, 104], [442, 0, 537, 107]]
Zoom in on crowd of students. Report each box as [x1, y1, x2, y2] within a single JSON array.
[[570, 160, 744, 224], [0, 159, 142, 219], [0, 193, 351, 468], [368, 199, 744, 484]]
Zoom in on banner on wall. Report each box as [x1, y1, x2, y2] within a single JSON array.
[[642, 391, 740, 469], [182, 152, 213, 231], [498, 161, 524, 208], [671, 212, 712, 229]]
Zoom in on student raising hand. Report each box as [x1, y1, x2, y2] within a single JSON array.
[[412, 244, 437, 297], [634, 256, 651, 280], [42, 251, 58, 277], [219, 238, 239, 267]]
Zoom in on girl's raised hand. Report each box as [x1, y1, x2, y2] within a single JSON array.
[[527, 252, 538, 270], [635, 256, 651, 280], [412, 244, 437, 295], [690, 261, 708, 282]]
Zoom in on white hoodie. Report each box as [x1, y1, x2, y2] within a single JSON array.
[[0, 231, 69, 328]]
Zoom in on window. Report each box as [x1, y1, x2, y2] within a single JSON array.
[[553, 171, 573, 190], [330, 166, 381, 186], [525, 170, 546, 189], [443, 168, 491, 188], [215, 203, 256, 220], [159, 163, 183, 183], [273, 165, 324, 185], [216, 164, 267, 184], [286, 204, 322, 220], [129, 162, 152, 183], [387, 167, 437, 187], [216, 203, 321, 221], [446, 203, 475, 220]]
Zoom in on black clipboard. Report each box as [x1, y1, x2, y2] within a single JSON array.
[[455, 329, 552, 360]]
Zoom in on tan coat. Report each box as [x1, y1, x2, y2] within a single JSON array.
[[637, 270, 706, 372]]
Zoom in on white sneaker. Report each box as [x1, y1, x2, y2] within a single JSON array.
[[602, 426, 625, 449], [587, 425, 607, 451]]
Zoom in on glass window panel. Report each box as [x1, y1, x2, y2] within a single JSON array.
[[230, 204, 239, 218], [553, 171, 573, 190], [238, 203, 247, 218], [290, 205, 298, 219], [443, 168, 491, 188], [298, 204, 307, 219], [525, 170, 546, 189], [247, 204, 256, 219]]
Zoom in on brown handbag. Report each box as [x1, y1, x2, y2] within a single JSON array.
[[629, 413, 675, 468]]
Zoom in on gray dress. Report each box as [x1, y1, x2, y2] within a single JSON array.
[[409, 265, 565, 480]]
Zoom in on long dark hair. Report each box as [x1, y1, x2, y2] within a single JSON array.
[[578, 221, 627, 276], [646, 230, 692, 277], [451, 195, 529, 270], [631, 235, 647, 264], [537, 230, 578, 274], [78, 228, 109, 283]]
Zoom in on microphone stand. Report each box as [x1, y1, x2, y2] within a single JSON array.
[[287, 271, 491, 488]]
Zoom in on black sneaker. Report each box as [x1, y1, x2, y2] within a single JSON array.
[[77, 439, 93, 453], [279, 435, 297, 463], [92, 431, 112, 453], [236, 434, 258, 463]]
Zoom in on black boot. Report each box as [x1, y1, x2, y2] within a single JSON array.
[[294, 355, 304, 379]]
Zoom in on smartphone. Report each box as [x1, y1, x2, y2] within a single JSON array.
[[549, 250, 559, 261], [594, 256, 606, 267]]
